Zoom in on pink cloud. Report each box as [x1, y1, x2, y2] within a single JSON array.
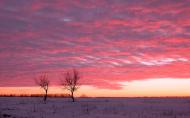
[[0, 0, 190, 89]]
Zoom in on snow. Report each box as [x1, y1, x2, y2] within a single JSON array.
[[1, 97, 190, 118]]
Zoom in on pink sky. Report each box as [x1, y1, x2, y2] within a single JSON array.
[[0, 0, 190, 96]]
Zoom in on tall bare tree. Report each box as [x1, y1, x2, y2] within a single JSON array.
[[35, 73, 49, 102], [60, 69, 80, 102]]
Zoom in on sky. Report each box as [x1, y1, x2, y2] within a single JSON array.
[[0, 0, 190, 97]]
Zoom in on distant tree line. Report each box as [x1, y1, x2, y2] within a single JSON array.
[[0, 93, 70, 97]]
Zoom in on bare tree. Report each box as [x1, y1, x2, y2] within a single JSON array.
[[60, 69, 80, 102], [35, 73, 49, 102]]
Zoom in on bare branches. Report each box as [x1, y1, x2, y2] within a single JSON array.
[[35, 73, 49, 102], [60, 69, 80, 102], [39, 74, 49, 91]]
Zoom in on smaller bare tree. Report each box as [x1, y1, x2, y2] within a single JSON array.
[[60, 69, 80, 102], [35, 73, 49, 102]]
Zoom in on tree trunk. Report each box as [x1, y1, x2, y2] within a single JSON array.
[[71, 91, 75, 102], [44, 90, 47, 102]]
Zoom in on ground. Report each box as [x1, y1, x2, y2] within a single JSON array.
[[1, 97, 190, 118]]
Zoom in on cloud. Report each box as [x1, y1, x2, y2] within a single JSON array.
[[0, 0, 190, 89]]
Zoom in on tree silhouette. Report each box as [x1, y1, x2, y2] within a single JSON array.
[[60, 69, 80, 102], [35, 73, 49, 103]]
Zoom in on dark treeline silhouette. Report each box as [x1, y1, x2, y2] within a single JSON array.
[[0, 93, 70, 97]]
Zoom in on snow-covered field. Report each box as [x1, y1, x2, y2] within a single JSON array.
[[1, 97, 190, 118]]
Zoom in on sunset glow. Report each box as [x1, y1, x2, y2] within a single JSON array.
[[1, 78, 190, 97], [0, 0, 190, 97]]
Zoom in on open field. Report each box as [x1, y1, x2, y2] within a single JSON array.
[[1, 97, 190, 118]]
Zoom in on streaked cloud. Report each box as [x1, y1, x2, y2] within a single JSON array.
[[0, 0, 189, 89]]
